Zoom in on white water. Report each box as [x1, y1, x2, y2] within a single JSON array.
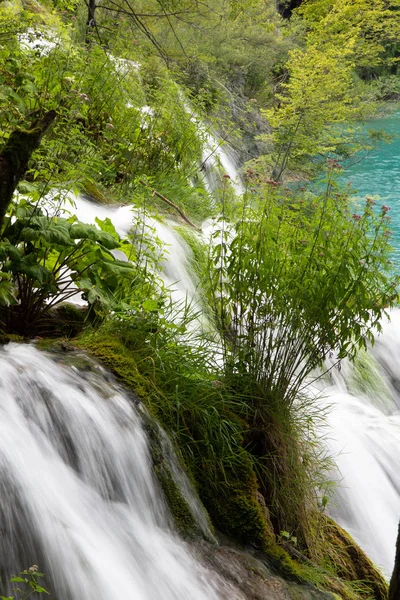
[[201, 133, 244, 196], [0, 343, 226, 599], [51, 192, 202, 311], [318, 312, 400, 576]]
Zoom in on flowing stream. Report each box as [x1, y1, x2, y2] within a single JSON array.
[[325, 110, 400, 574], [316, 311, 400, 576], [0, 343, 227, 600]]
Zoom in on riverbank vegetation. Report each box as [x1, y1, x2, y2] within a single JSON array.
[[1, 0, 399, 598]]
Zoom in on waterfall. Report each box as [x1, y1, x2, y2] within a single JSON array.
[[201, 133, 244, 196], [52, 193, 202, 312], [316, 310, 400, 576], [0, 343, 230, 600]]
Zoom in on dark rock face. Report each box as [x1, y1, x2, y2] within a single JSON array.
[[277, 0, 304, 18]]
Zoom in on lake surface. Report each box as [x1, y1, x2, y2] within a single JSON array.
[[337, 110, 400, 262]]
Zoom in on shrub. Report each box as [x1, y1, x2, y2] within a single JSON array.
[[0, 195, 153, 335], [206, 177, 398, 546]]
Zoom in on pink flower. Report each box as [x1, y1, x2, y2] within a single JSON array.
[[352, 214, 361, 221], [381, 205, 390, 212]]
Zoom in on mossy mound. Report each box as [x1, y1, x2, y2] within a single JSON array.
[[77, 329, 276, 546], [81, 181, 116, 205], [76, 331, 154, 404], [319, 516, 388, 600], [199, 455, 276, 549]]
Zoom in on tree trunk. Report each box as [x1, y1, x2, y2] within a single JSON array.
[[389, 522, 400, 600], [0, 110, 56, 229], [86, 0, 97, 41]]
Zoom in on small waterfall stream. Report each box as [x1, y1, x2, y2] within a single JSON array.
[[0, 343, 226, 600], [316, 311, 400, 576], [46, 129, 400, 577]]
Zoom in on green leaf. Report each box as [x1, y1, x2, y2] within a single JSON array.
[[142, 299, 159, 312]]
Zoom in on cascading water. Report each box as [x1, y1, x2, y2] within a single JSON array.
[[59, 193, 202, 311], [316, 311, 400, 576], [0, 343, 230, 600], [201, 133, 244, 196]]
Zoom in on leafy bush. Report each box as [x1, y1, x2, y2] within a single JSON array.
[[1, 566, 49, 600], [206, 177, 398, 546], [209, 180, 397, 403], [0, 195, 152, 334]]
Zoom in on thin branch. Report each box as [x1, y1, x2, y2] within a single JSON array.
[[139, 180, 200, 230]]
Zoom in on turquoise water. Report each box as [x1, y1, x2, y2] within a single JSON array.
[[337, 110, 400, 262]]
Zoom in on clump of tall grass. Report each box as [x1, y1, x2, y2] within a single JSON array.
[[205, 175, 398, 551]]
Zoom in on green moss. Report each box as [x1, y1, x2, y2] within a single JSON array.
[[199, 452, 276, 548], [81, 181, 115, 205], [0, 332, 25, 345], [76, 332, 154, 406], [319, 516, 388, 600], [143, 415, 202, 538], [243, 512, 387, 600]]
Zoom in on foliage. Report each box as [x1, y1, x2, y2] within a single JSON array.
[[206, 176, 398, 543], [259, 0, 400, 179], [0, 566, 49, 600], [360, 74, 400, 102], [0, 1, 211, 222], [259, 43, 370, 179], [209, 178, 397, 408], [296, 0, 400, 73], [0, 194, 159, 334]]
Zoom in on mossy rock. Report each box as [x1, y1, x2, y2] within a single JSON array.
[[143, 414, 213, 539], [198, 452, 276, 549], [81, 181, 115, 205], [319, 516, 388, 600], [76, 333, 153, 403], [0, 332, 25, 345]]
